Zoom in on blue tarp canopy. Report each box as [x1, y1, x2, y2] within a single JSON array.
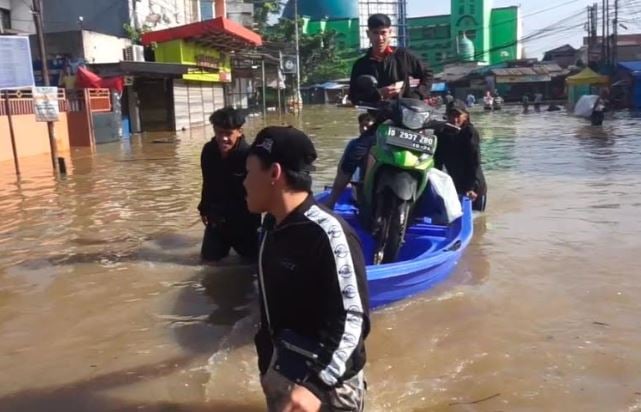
[[431, 82, 447, 92], [618, 61, 641, 77]]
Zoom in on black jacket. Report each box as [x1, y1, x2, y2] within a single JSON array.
[[197, 138, 259, 226], [434, 123, 487, 195], [255, 195, 370, 399], [349, 47, 433, 104]]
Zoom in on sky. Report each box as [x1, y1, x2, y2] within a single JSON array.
[[408, 0, 641, 59]]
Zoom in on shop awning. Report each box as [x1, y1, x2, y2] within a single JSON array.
[[493, 67, 552, 84], [566, 68, 609, 85], [618, 61, 641, 77], [141, 17, 262, 50], [91, 61, 190, 77]]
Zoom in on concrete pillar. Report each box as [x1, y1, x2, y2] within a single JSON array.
[[215, 0, 226, 18]]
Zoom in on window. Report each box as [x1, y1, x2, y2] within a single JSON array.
[[422, 27, 435, 39], [459, 6, 465, 15], [200, 1, 213, 20], [436, 25, 450, 39], [1, 8, 10, 30]]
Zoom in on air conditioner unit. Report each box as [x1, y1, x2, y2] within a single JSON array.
[[124, 45, 145, 62]]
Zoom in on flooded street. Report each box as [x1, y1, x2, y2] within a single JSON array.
[[1, 105, 641, 411]]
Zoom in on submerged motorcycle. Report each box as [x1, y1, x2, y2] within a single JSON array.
[[354, 75, 456, 264]]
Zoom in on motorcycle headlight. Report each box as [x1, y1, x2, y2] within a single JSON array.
[[402, 107, 430, 130]]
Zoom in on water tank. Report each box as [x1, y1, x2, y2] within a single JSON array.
[[458, 32, 475, 62], [282, 0, 359, 20]]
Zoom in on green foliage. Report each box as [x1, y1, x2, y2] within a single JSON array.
[[265, 18, 352, 84], [251, 0, 282, 32], [123, 23, 151, 45]]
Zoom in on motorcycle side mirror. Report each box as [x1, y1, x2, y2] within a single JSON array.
[[355, 75, 379, 93]]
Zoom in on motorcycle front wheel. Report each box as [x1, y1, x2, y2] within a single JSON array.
[[374, 191, 411, 265]]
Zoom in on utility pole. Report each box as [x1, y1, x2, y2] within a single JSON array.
[[278, 50, 283, 116], [612, 0, 618, 66], [32, 0, 60, 176], [586, 5, 592, 59], [604, 0, 611, 65], [601, 0, 606, 65], [293, 0, 302, 112]]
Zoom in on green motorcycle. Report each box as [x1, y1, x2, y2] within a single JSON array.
[[354, 76, 452, 264]]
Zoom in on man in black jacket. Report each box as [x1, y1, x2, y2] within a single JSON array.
[[198, 107, 261, 262], [326, 13, 433, 209], [244, 126, 370, 412], [435, 100, 487, 211]]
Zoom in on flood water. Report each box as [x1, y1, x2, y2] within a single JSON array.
[[1, 106, 641, 411]]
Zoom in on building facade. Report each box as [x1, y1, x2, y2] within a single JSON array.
[[408, 2, 521, 71], [0, 0, 35, 33]]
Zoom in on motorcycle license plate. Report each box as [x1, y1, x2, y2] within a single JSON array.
[[383, 126, 436, 154]]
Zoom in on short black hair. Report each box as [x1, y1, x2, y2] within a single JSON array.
[[252, 152, 313, 192], [209, 107, 245, 129], [358, 112, 374, 124], [368, 14, 392, 30]]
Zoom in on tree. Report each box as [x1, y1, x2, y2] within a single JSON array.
[[264, 18, 351, 84], [251, 0, 282, 32]]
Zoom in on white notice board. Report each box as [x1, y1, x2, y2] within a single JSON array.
[[32, 86, 60, 122], [0, 36, 36, 89]]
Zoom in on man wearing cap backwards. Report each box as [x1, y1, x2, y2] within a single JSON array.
[[326, 13, 433, 209], [244, 126, 370, 412], [435, 100, 488, 211], [198, 107, 261, 262]]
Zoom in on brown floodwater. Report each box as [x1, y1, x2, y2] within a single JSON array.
[[1, 106, 641, 411]]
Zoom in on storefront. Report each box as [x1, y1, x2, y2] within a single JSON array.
[[141, 17, 262, 131]]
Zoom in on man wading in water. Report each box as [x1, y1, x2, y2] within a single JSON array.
[[244, 126, 370, 411]]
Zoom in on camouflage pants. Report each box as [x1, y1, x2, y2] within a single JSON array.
[[260, 355, 366, 412]]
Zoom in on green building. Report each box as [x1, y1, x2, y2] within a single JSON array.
[[303, 0, 521, 74], [408, 1, 521, 71]]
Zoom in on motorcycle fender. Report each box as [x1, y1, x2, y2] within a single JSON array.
[[376, 171, 418, 201]]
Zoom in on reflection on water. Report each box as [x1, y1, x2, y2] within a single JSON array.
[[1, 106, 641, 410]]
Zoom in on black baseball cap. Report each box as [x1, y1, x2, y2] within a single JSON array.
[[250, 126, 317, 173], [447, 99, 469, 115], [368, 14, 392, 30]]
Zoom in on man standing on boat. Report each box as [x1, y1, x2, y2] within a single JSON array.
[[244, 126, 370, 412], [326, 13, 433, 209]]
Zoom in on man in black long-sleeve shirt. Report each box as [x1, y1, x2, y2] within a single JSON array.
[[198, 107, 261, 262], [326, 14, 433, 209], [434, 100, 487, 211], [244, 127, 369, 412]]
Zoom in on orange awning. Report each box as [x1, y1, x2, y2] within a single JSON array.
[[141, 17, 262, 50]]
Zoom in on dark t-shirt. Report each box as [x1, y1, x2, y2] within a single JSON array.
[[434, 123, 487, 195], [198, 138, 260, 226], [348, 47, 433, 104]]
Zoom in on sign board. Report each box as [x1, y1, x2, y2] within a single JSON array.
[[32, 87, 60, 122], [0, 36, 36, 89], [496, 74, 552, 84], [196, 54, 220, 69], [282, 55, 298, 74]]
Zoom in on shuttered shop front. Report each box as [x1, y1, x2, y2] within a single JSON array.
[[172, 80, 225, 131]]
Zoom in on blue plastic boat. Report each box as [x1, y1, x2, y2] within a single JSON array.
[[316, 190, 474, 309]]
